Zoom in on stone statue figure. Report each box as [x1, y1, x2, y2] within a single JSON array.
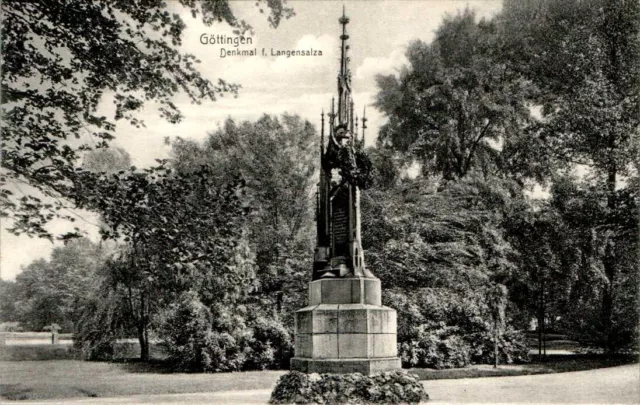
[[313, 9, 374, 280]]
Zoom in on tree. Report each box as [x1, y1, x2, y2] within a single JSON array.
[[374, 9, 547, 184], [1, 0, 293, 240], [71, 164, 252, 360], [362, 175, 521, 292], [171, 114, 318, 317], [504, 199, 565, 357], [7, 238, 105, 332], [367, 146, 401, 190], [548, 176, 638, 352], [505, 173, 639, 354], [499, 0, 640, 352], [0, 280, 20, 324], [174, 114, 318, 249]]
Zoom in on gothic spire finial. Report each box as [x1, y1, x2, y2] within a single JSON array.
[[355, 114, 359, 136], [362, 107, 368, 146], [337, 7, 351, 128], [321, 110, 325, 155]]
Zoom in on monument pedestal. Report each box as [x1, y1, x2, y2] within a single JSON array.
[[291, 278, 401, 375]]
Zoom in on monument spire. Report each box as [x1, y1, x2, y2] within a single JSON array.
[[313, 6, 373, 280], [337, 6, 351, 128], [292, 8, 401, 378], [320, 109, 325, 156]]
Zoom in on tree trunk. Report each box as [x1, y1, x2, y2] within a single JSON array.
[[138, 325, 149, 362], [542, 277, 546, 359], [542, 313, 547, 358], [538, 277, 546, 360], [138, 291, 150, 361], [538, 317, 542, 358], [602, 238, 616, 353], [602, 165, 618, 353], [494, 317, 498, 369]]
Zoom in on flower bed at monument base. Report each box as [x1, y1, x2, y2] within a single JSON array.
[[270, 370, 428, 404]]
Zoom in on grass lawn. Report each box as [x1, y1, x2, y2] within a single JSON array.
[[0, 360, 286, 401], [409, 354, 637, 380], [1, 354, 636, 401]]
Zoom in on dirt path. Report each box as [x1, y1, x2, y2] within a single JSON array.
[[9, 364, 638, 404], [425, 363, 639, 404]]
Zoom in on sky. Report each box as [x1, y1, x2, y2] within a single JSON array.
[[0, 0, 504, 280]]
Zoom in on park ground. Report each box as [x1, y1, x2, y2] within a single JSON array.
[[0, 354, 638, 403], [0, 363, 637, 404]]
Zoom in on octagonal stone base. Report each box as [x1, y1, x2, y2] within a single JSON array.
[[291, 278, 401, 375]]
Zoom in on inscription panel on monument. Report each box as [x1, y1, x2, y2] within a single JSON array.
[[332, 187, 350, 257]]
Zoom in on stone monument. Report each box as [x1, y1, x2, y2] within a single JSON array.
[[290, 9, 401, 375]]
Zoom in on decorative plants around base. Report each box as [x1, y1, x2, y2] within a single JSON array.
[[270, 371, 429, 404]]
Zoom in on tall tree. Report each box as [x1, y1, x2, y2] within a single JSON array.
[[374, 9, 547, 184], [7, 238, 105, 332], [72, 164, 251, 360], [173, 114, 318, 250], [499, 0, 640, 352], [171, 114, 318, 317], [1, 0, 293, 240]]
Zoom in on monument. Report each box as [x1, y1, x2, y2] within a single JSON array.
[[290, 9, 401, 375]]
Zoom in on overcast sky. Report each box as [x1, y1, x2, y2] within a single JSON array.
[[1, 0, 503, 280]]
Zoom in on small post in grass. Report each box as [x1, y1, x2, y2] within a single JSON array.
[[43, 323, 61, 344]]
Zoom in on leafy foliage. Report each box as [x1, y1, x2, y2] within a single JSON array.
[[505, 175, 639, 353], [1, 0, 293, 240], [361, 174, 529, 367], [385, 288, 529, 368], [157, 290, 293, 372], [70, 163, 254, 361], [370, 0, 639, 358], [73, 283, 133, 361], [245, 317, 294, 370], [156, 290, 251, 372], [270, 371, 428, 405], [497, 0, 639, 352], [399, 329, 471, 369], [374, 10, 546, 183], [173, 114, 318, 252], [171, 114, 318, 326], [1, 238, 106, 332], [363, 176, 520, 291]]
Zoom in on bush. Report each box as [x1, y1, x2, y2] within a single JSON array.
[[245, 317, 294, 370], [386, 288, 530, 368], [73, 306, 121, 361], [158, 291, 295, 372], [74, 335, 117, 361], [399, 326, 471, 369], [73, 284, 134, 361], [467, 328, 530, 365], [270, 371, 428, 404], [158, 291, 251, 372]]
